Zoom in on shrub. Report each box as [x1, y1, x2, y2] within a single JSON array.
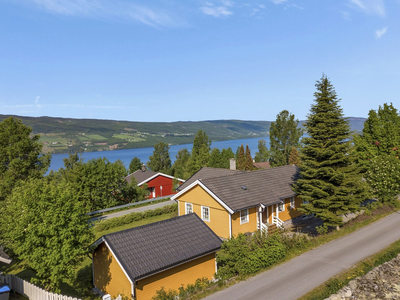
[[316, 225, 329, 235], [364, 209, 372, 216], [152, 278, 210, 300], [216, 231, 287, 280], [95, 203, 178, 232]]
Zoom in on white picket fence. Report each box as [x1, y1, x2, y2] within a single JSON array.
[[0, 274, 81, 300]]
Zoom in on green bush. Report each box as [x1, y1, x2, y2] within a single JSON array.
[[316, 225, 329, 235], [152, 278, 210, 300], [95, 204, 178, 232], [364, 209, 372, 216], [216, 231, 287, 280]]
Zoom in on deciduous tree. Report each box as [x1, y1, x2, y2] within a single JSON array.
[[293, 75, 367, 228], [269, 110, 302, 167], [208, 148, 222, 168], [171, 148, 191, 180], [148, 142, 171, 174], [128, 157, 142, 174], [0, 117, 51, 201], [1, 177, 94, 292], [220, 147, 235, 169], [254, 139, 269, 163]]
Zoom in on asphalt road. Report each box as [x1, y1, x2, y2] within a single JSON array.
[[90, 200, 176, 222], [205, 210, 400, 300]]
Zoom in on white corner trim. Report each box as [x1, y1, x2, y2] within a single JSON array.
[[171, 180, 235, 214], [137, 173, 185, 187], [229, 214, 232, 239], [104, 240, 134, 287], [177, 200, 180, 215]]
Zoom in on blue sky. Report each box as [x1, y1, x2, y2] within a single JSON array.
[[0, 0, 398, 122]]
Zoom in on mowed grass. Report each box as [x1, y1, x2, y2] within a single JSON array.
[[39, 135, 67, 144], [113, 134, 145, 142], [1, 212, 174, 299], [78, 134, 107, 141]]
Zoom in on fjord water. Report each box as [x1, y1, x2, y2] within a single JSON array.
[[47, 136, 270, 174]]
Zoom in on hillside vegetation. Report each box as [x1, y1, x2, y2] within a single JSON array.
[[0, 114, 365, 154]]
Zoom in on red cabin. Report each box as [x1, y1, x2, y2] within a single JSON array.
[[125, 168, 185, 199]]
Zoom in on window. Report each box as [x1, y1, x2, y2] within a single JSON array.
[[240, 209, 249, 224], [303, 199, 309, 205], [185, 203, 193, 214], [278, 201, 285, 212], [290, 197, 295, 209], [202, 206, 210, 222]]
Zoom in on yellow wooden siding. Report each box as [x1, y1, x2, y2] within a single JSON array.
[[176, 185, 230, 239], [135, 253, 216, 300], [93, 243, 132, 299], [231, 206, 258, 237], [277, 196, 304, 221]]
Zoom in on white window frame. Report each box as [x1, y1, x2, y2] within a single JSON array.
[[185, 202, 193, 215], [278, 201, 285, 212], [201, 206, 210, 222], [290, 197, 295, 209], [240, 209, 249, 224]]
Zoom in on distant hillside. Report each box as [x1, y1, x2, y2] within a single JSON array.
[[0, 115, 366, 154]]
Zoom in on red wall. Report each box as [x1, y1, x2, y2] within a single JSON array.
[[146, 175, 181, 199]]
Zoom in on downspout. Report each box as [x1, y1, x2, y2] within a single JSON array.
[[229, 214, 232, 239]]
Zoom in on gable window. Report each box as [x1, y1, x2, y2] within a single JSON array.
[[290, 197, 295, 209], [240, 209, 249, 224], [202, 206, 210, 222], [278, 201, 285, 212], [185, 203, 193, 214]]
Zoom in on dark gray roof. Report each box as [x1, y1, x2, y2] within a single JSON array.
[[177, 167, 245, 191], [98, 214, 222, 281], [125, 169, 158, 185], [200, 165, 300, 212], [0, 246, 12, 264]]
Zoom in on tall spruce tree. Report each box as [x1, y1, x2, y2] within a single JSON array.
[[237, 144, 245, 170], [288, 147, 301, 167], [269, 110, 303, 167], [294, 75, 367, 228], [245, 145, 254, 171]]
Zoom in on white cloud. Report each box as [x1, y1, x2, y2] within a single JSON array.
[[271, 0, 287, 4], [375, 26, 387, 38], [200, 1, 233, 17], [348, 0, 385, 17], [341, 11, 351, 20], [19, 0, 179, 27]]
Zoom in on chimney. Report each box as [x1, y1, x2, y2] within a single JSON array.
[[142, 164, 146, 172], [229, 158, 236, 170]]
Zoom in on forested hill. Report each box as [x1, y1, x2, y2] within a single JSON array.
[[0, 115, 366, 154]]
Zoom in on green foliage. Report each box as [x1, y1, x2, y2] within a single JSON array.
[[0, 117, 51, 201], [316, 225, 329, 235], [237, 144, 245, 170], [294, 75, 368, 227], [254, 139, 270, 163], [220, 147, 235, 169], [354, 103, 400, 167], [245, 145, 253, 171], [128, 157, 142, 174], [269, 110, 303, 167], [208, 148, 222, 168], [188, 130, 211, 174], [216, 232, 287, 280], [1, 177, 94, 292], [171, 148, 191, 180], [365, 154, 400, 203], [94, 204, 178, 232], [288, 147, 301, 167], [148, 142, 172, 174], [59, 157, 142, 212], [152, 278, 210, 300]]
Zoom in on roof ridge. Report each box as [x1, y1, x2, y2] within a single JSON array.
[[101, 211, 190, 238]]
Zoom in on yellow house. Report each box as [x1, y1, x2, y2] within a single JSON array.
[[171, 165, 304, 239], [92, 214, 222, 300]]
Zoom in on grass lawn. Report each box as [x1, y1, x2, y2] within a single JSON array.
[[39, 136, 67, 144], [85, 134, 107, 140], [113, 134, 145, 142]]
